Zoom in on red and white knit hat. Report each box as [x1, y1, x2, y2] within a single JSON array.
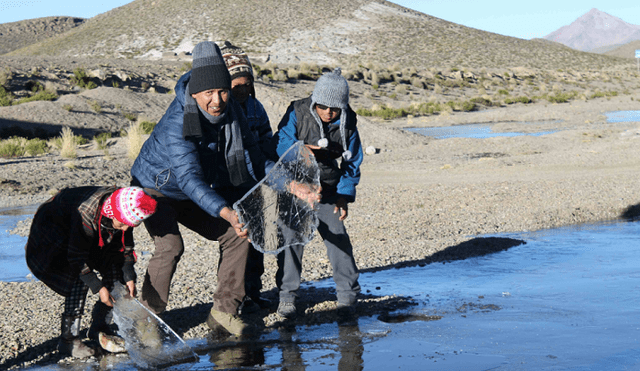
[[101, 187, 157, 227]]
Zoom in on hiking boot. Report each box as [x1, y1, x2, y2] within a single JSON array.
[[59, 315, 95, 358], [207, 308, 251, 336], [237, 296, 261, 315], [277, 301, 297, 319]]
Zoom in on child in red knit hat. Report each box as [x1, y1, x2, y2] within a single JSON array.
[[25, 186, 156, 358]]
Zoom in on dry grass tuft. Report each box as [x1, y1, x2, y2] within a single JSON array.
[[60, 127, 77, 159], [126, 122, 144, 160]]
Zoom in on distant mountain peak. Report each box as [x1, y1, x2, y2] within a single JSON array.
[[544, 9, 640, 52]]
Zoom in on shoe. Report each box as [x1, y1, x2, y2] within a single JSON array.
[[58, 338, 96, 358], [252, 296, 273, 310], [336, 302, 356, 317], [207, 308, 251, 336], [59, 315, 95, 358], [277, 301, 297, 319], [237, 296, 261, 315]]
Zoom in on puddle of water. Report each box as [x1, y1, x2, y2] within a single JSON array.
[[0, 206, 37, 282], [405, 121, 560, 139], [605, 110, 640, 123], [7, 207, 640, 370]]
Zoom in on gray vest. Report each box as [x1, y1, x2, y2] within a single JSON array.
[[292, 97, 357, 190]]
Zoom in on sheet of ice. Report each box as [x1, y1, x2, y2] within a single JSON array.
[[234, 141, 321, 255], [111, 282, 198, 369]]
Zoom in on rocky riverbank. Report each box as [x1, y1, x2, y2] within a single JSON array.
[[2, 79, 640, 370]]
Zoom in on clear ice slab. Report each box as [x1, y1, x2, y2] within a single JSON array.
[[234, 141, 321, 255], [111, 282, 198, 369]]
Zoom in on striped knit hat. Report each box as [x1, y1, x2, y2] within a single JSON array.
[[310, 68, 352, 160], [188, 41, 231, 95], [101, 187, 157, 227], [216, 41, 254, 81]]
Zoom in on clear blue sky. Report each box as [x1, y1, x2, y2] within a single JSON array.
[[1, 1, 639, 40]]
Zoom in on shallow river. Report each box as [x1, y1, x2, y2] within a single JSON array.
[[2, 207, 639, 370]]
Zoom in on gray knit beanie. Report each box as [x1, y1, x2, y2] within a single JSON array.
[[310, 68, 352, 160], [189, 41, 231, 95]]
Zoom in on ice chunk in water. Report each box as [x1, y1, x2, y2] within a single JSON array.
[[234, 141, 321, 255], [110, 282, 198, 369]]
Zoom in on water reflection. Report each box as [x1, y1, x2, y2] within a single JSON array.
[[604, 110, 640, 123], [0, 205, 36, 282], [405, 121, 560, 139]]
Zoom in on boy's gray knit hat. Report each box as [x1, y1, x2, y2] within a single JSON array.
[[189, 41, 231, 95], [310, 68, 352, 160]]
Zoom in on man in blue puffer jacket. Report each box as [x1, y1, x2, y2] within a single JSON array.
[[130, 41, 274, 336]]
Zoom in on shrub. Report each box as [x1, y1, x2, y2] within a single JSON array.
[[0, 137, 49, 158], [0, 86, 13, 106], [140, 121, 157, 134], [15, 90, 58, 105], [0, 67, 11, 88], [90, 100, 102, 113], [123, 111, 138, 121], [94, 132, 112, 150], [71, 68, 97, 89], [0, 139, 24, 157], [62, 104, 73, 111], [504, 96, 532, 104], [356, 105, 409, 120], [24, 138, 49, 156]]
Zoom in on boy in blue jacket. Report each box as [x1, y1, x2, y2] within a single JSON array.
[[130, 41, 273, 336], [274, 68, 363, 318]]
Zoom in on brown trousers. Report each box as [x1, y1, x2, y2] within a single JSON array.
[[139, 192, 249, 315]]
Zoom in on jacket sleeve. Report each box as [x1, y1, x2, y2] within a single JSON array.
[[337, 129, 363, 203], [122, 229, 136, 283], [275, 105, 299, 157], [163, 110, 230, 217], [254, 100, 274, 154]]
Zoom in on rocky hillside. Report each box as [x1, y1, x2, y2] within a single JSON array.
[[0, 17, 85, 55], [544, 8, 640, 52], [5, 0, 632, 71]]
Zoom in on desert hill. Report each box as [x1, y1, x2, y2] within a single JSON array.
[[5, 0, 632, 71], [603, 40, 640, 59], [0, 16, 85, 55], [544, 8, 640, 52]]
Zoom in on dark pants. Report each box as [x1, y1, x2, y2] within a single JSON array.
[[64, 264, 121, 317], [139, 195, 250, 315], [276, 200, 360, 305]]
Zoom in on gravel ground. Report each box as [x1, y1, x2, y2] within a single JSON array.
[[1, 87, 640, 369]]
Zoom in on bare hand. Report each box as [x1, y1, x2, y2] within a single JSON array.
[[126, 280, 137, 298], [98, 287, 114, 307], [220, 207, 249, 239], [288, 181, 322, 206], [334, 197, 349, 221], [304, 144, 322, 151]]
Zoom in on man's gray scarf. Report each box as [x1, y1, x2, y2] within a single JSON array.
[[182, 83, 252, 186]]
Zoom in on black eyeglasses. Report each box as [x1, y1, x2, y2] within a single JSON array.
[[316, 104, 341, 113]]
